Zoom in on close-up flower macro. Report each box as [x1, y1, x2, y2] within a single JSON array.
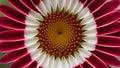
[[0, 0, 120, 68]]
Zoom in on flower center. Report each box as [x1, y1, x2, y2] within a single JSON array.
[[38, 11, 82, 57]]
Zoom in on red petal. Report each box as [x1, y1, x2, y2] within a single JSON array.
[[96, 46, 120, 57], [8, 0, 30, 14], [0, 5, 26, 23], [81, 62, 93, 68], [84, 0, 94, 7], [10, 54, 32, 68], [93, 0, 120, 19], [86, 54, 107, 68], [109, 31, 120, 37], [88, 0, 106, 13], [20, 0, 39, 13], [97, 36, 120, 47], [28, 61, 37, 68], [95, 10, 120, 27], [31, 0, 41, 5], [0, 17, 25, 29], [0, 48, 27, 64], [0, 30, 24, 41], [92, 50, 120, 66], [97, 21, 120, 35], [0, 26, 10, 32], [0, 41, 25, 52]]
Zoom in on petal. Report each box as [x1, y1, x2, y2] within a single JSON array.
[[81, 62, 93, 68], [92, 50, 120, 66], [97, 21, 120, 35], [0, 5, 26, 23], [0, 26, 10, 32], [0, 41, 25, 52], [0, 48, 27, 64], [97, 36, 120, 47], [84, 0, 94, 7], [109, 31, 120, 37], [0, 17, 25, 29], [28, 61, 37, 68], [88, 0, 106, 13], [31, 0, 41, 5], [79, 0, 87, 4], [20, 0, 39, 13], [10, 54, 32, 68], [93, 0, 120, 19], [8, 0, 30, 14], [96, 46, 120, 57], [0, 30, 24, 41], [86, 54, 107, 68], [95, 10, 120, 27]]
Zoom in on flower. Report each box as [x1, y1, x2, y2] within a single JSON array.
[[0, 0, 120, 68]]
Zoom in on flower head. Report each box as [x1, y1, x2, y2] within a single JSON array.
[[0, 0, 120, 68]]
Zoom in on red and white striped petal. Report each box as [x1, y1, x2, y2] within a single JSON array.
[[0, 48, 28, 64], [97, 36, 120, 47], [0, 17, 25, 29], [93, 0, 120, 19], [97, 21, 120, 35], [0, 30, 24, 41]]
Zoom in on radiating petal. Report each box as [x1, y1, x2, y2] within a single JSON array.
[[28, 61, 37, 68], [0, 5, 26, 23], [109, 31, 120, 37], [96, 46, 120, 57], [95, 10, 120, 27], [93, 0, 120, 18], [97, 21, 120, 35], [92, 50, 120, 66], [0, 17, 25, 29], [97, 36, 120, 47], [8, 0, 30, 14], [0, 48, 27, 64], [10, 54, 32, 68], [86, 54, 107, 68], [81, 62, 93, 68], [0, 26, 10, 32], [0, 30, 24, 41], [84, 0, 94, 7], [20, 0, 39, 13], [0, 41, 25, 52], [88, 0, 106, 13]]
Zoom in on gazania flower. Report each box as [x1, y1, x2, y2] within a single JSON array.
[[0, 0, 120, 68]]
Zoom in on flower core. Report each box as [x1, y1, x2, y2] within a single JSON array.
[[38, 11, 82, 57]]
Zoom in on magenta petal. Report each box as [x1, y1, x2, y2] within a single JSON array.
[[88, 0, 106, 13], [84, 0, 94, 7], [0, 41, 25, 52], [10, 54, 32, 68], [20, 0, 39, 13], [79, 0, 87, 4], [93, 0, 120, 18], [0, 5, 26, 23], [86, 54, 107, 68], [0, 48, 27, 64], [28, 61, 37, 68], [81, 62, 93, 68], [97, 36, 120, 47], [95, 11, 120, 27], [0, 17, 25, 29], [97, 21, 120, 35], [96, 46, 120, 57], [31, 0, 41, 5], [0, 30, 24, 41], [92, 50, 120, 66], [0, 26, 10, 32], [8, 0, 30, 14], [109, 31, 120, 37]]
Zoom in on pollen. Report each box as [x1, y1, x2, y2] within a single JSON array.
[[38, 11, 82, 57]]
